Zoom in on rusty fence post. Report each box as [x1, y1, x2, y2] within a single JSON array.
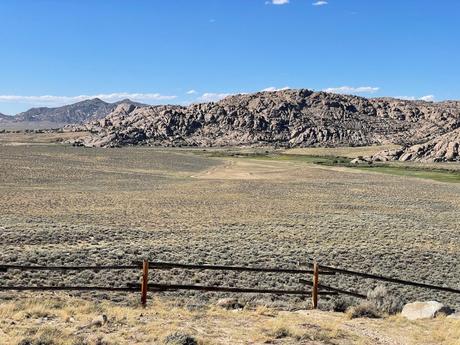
[[312, 260, 319, 309], [141, 259, 149, 307]]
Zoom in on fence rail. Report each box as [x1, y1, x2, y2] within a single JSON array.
[[0, 264, 139, 271], [135, 261, 336, 275], [0, 260, 459, 308], [318, 264, 460, 294]]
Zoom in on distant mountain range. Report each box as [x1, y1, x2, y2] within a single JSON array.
[[65, 89, 460, 162], [0, 112, 11, 120], [1, 89, 459, 162], [0, 98, 146, 128]]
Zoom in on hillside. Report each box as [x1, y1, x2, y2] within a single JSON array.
[[0, 98, 146, 128], [65, 89, 460, 162], [0, 112, 11, 120]]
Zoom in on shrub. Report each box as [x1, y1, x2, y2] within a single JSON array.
[[17, 337, 56, 345], [347, 302, 381, 319], [271, 327, 292, 339], [164, 332, 198, 345], [367, 285, 404, 315], [18, 339, 33, 345], [329, 297, 356, 313]]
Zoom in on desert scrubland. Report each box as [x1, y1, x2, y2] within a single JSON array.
[[0, 134, 459, 344]]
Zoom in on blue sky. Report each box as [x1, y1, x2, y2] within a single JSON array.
[[0, 0, 459, 114]]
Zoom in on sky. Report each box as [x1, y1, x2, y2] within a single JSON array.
[[0, 0, 459, 114]]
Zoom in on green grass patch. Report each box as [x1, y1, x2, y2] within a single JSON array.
[[194, 149, 460, 183], [351, 165, 460, 183]]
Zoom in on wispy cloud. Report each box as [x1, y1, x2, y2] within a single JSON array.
[[396, 95, 435, 102], [312, 1, 328, 6], [198, 92, 233, 102], [0, 93, 177, 106], [261, 86, 290, 92], [323, 86, 380, 94], [266, 0, 289, 5], [186, 89, 197, 95]]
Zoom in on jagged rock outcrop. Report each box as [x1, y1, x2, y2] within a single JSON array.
[[355, 127, 460, 162], [65, 89, 460, 158]]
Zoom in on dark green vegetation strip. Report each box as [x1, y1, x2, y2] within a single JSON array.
[[351, 165, 460, 183]]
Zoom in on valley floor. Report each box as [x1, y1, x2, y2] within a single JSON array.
[[0, 133, 459, 344]]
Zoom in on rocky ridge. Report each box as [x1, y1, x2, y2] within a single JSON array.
[[0, 112, 11, 121], [1, 98, 146, 126], [65, 89, 460, 162]]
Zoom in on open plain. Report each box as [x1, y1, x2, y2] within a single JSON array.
[[0, 133, 460, 344]]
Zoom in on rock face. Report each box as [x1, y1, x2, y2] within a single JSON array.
[[401, 301, 453, 320], [2, 98, 146, 126], [65, 89, 460, 154], [366, 127, 460, 162]]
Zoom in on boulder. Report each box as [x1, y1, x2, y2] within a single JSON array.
[[401, 301, 453, 320], [350, 157, 370, 164], [90, 314, 108, 327], [216, 298, 244, 310]]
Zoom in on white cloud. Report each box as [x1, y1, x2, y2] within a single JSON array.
[[420, 95, 435, 102], [261, 86, 290, 92], [266, 0, 289, 5], [396, 95, 435, 102], [198, 92, 233, 102], [0, 93, 177, 106], [312, 1, 328, 6], [323, 86, 380, 94], [186, 89, 197, 95]]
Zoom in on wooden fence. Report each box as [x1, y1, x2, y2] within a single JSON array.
[[0, 260, 459, 308]]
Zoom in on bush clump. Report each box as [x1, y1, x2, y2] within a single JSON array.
[[367, 285, 404, 315], [347, 301, 381, 319], [271, 327, 292, 339], [329, 296, 356, 313], [164, 332, 198, 345]]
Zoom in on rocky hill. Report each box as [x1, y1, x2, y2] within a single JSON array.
[[0, 112, 12, 121], [0, 98, 146, 128], [65, 89, 460, 161]]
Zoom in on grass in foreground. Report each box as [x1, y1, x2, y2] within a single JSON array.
[[0, 295, 459, 345]]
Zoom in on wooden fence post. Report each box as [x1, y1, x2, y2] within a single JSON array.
[[312, 261, 319, 309], [141, 259, 149, 307]]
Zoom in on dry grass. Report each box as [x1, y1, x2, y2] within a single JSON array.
[[1, 295, 459, 345]]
